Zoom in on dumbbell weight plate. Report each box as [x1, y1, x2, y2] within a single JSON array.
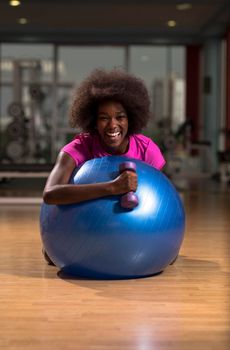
[[5, 141, 24, 160], [8, 102, 24, 118], [6, 121, 24, 140]]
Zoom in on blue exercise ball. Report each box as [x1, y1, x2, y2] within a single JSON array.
[[40, 156, 185, 279]]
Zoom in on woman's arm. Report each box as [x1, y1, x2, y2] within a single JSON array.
[[43, 152, 137, 205]]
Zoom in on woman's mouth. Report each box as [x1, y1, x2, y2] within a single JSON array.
[[105, 131, 121, 141]]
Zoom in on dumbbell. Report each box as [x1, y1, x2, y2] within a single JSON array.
[[119, 161, 139, 209]]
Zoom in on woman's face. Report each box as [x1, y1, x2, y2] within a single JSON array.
[[96, 100, 129, 154]]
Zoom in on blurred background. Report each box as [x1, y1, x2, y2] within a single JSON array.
[[0, 0, 230, 202]]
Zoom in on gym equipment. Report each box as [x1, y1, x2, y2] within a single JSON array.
[[7, 102, 24, 119], [5, 140, 25, 160], [6, 121, 25, 140], [40, 156, 185, 279], [119, 161, 138, 209]]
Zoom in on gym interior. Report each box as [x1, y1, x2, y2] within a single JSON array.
[[0, 1, 230, 349]]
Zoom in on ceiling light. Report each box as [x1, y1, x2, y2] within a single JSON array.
[[167, 20, 177, 28], [18, 18, 28, 25], [176, 3, 192, 10], [9, 0, 21, 6]]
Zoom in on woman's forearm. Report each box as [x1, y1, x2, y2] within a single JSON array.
[[43, 182, 115, 205]]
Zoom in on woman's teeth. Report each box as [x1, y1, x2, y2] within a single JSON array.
[[106, 132, 120, 137]]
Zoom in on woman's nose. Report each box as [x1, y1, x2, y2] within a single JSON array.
[[108, 117, 117, 128]]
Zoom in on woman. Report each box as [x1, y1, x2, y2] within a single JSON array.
[[43, 68, 165, 205]]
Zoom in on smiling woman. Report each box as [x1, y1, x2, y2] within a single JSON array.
[[42, 68, 166, 211]]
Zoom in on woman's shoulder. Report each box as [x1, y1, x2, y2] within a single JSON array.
[[61, 132, 95, 166], [73, 132, 93, 143], [130, 133, 166, 170], [131, 133, 154, 147]]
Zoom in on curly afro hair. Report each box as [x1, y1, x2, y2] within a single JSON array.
[[69, 68, 151, 135]]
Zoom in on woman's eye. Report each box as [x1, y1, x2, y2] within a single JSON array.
[[117, 115, 127, 120], [99, 116, 108, 121]]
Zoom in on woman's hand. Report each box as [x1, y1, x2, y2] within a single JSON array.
[[110, 170, 138, 195]]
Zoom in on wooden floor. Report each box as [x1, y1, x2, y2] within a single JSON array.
[[0, 180, 230, 350]]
